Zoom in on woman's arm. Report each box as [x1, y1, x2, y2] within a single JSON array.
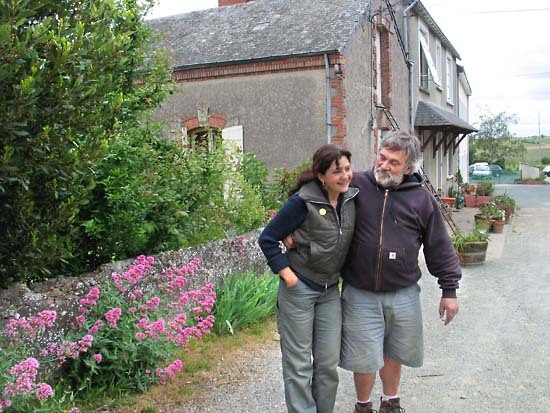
[[258, 195, 307, 286]]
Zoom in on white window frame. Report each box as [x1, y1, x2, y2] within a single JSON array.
[[446, 52, 454, 104], [375, 29, 382, 106], [222, 125, 244, 152], [435, 39, 443, 89], [418, 26, 441, 86]]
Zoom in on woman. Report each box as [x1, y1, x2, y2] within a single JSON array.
[[258, 144, 358, 413]]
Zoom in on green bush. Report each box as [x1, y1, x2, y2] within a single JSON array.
[[475, 180, 495, 196], [76, 126, 268, 272], [0, 0, 171, 287], [213, 271, 278, 335]]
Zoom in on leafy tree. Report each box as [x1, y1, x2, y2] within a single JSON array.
[[469, 108, 526, 166], [0, 0, 172, 286], [77, 126, 267, 270]]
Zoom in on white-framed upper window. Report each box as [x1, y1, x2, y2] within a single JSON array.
[[446, 53, 454, 104], [418, 24, 441, 89], [375, 28, 382, 105], [435, 39, 442, 89]]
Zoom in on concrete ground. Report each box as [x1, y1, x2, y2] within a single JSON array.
[[169, 188, 550, 413]]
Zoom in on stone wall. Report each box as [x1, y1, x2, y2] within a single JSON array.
[[0, 229, 268, 324]]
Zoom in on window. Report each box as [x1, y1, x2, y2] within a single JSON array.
[[222, 125, 244, 152], [436, 141, 443, 190], [419, 26, 429, 90], [418, 25, 441, 90], [446, 53, 454, 104], [435, 40, 442, 89], [447, 148, 454, 175], [375, 29, 382, 105]]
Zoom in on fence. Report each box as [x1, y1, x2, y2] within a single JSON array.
[[469, 170, 521, 185]]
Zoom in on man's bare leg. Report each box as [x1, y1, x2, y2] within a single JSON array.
[[353, 372, 377, 401], [379, 357, 401, 396]]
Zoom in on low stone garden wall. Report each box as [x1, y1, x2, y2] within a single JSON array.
[[0, 229, 268, 325]]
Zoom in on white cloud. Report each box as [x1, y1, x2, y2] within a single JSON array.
[[422, 0, 550, 136]]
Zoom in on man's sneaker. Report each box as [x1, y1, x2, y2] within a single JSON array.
[[379, 397, 405, 413], [354, 401, 377, 413]]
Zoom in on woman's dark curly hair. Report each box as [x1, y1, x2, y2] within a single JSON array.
[[288, 144, 352, 197]]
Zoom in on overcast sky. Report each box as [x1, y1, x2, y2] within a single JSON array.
[[146, 0, 550, 137]]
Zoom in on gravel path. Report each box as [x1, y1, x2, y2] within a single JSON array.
[[167, 204, 550, 412]]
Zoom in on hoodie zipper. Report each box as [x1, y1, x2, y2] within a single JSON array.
[[375, 189, 389, 290]]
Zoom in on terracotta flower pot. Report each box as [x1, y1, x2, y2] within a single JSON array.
[[491, 219, 505, 233]]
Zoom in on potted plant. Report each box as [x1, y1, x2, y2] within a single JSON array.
[[495, 192, 516, 223], [491, 210, 505, 233], [451, 229, 490, 266], [464, 180, 496, 208], [474, 206, 493, 233], [478, 203, 505, 233]]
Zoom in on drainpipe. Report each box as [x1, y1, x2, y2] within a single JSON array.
[[324, 53, 332, 144], [403, 0, 419, 130]]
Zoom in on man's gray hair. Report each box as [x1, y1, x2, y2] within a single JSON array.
[[379, 131, 422, 172]]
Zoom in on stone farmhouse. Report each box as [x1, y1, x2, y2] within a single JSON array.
[[148, 0, 476, 195]]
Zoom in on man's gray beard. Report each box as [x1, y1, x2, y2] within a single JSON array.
[[374, 168, 404, 188]]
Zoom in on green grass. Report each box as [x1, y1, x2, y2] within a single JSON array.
[[523, 141, 550, 165]]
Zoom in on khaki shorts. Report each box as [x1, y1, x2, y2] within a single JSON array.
[[339, 283, 424, 373]]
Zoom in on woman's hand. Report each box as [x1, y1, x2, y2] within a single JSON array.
[[279, 267, 298, 288]]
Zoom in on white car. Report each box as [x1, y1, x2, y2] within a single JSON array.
[[469, 164, 492, 178]]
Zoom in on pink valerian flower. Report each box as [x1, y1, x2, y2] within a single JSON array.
[[92, 353, 103, 363], [78, 335, 94, 353], [105, 307, 122, 328], [111, 255, 155, 293], [3, 357, 39, 398], [135, 316, 149, 329], [155, 359, 183, 385], [79, 287, 100, 308], [67, 408, 81, 413], [88, 319, 104, 335], [138, 296, 160, 312], [129, 289, 144, 301], [75, 315, 85, 329], [1, 398, 13, 409], [143, 318, 166, 339], [35, 383, 53, 400], [3, 310, 58, 343]]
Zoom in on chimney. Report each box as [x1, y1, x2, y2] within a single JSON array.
[[219, 0, 253, 6]]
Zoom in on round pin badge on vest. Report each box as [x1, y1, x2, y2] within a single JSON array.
[[319, 208, 327, 216]]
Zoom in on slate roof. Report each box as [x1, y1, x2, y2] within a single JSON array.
[[415, 101, 477, 133], [147, 0, 370, 69]]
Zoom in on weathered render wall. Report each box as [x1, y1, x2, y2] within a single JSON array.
[[156, 69, 328, 171], [341, 16, 376, 170]]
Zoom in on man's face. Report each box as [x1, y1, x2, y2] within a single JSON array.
[[374, 147, 411, 188]]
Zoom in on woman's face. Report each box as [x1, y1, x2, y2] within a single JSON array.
[[318, 156, 352, 197]]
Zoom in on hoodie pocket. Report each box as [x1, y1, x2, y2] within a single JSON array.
[[381, 247, 409, 276]]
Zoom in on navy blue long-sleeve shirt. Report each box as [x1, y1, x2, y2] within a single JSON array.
[[258, 194, 307, 274]]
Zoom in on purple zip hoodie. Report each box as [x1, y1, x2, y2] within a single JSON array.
[[342, 169, 461, 298]]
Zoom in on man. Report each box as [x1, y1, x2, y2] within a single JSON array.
[[339, 131, 461, 413]]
